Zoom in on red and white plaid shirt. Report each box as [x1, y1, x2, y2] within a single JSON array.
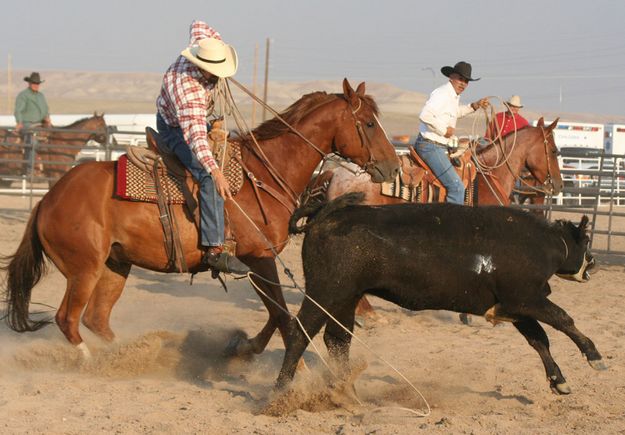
[[156, 21, 222, 172]]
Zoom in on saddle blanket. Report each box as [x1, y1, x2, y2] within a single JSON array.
[[114, 154, 186, 204]]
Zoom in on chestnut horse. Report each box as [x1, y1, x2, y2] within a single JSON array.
[[1, 79, 400, 357], [37, 113, 108, 183], [325, 118, 563, 206], [0, 113, 107, 186], [321, 118, 563, 322]]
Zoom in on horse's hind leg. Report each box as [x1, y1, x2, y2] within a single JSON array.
[[82, 260, 131, 342], [55, 269, 103, 353]]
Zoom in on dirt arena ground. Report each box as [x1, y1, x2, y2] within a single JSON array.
[[1, 194, 624, 434]]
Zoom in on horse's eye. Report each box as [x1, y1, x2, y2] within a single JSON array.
[[366, 121, 375, 128]]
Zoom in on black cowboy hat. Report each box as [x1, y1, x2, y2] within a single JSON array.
[[24, 72, 44, 84], [441, 61, 480, 81]]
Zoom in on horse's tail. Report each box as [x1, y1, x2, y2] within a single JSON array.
[[289, 192, 365, 235], [0, 203, 50, 332]]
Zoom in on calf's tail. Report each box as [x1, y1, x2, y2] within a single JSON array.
[[0, 203, 50, 332], [289, 192, 365, 234]]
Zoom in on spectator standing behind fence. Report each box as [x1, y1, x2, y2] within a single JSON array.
[[14, 72, 51, 133], [415, 61, 489, 205], [485, 95, 529, 140]]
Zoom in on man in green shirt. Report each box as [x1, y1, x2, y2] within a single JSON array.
[[14, 72, 51, 132]]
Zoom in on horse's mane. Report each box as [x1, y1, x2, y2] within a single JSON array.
[[62, 115, 105, 129], [476, 124, 533, 157], [241, 91, 379, 142]]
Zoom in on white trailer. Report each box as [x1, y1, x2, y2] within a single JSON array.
[[604, 124, 625, 156], [533, 120, 604, 150]]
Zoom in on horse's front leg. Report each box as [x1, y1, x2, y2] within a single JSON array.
[[226, 256, 292, 356]]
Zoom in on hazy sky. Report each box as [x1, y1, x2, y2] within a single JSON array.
[[2, 0, 625, 116]]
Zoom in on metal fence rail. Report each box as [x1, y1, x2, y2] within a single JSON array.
[[3, 134, 624, 263], [514, 149, 625, 263]]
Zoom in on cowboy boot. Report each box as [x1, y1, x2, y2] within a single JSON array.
[[202, 246, 250, 275]]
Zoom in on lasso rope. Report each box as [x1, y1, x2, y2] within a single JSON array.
[[205, 81, 434, 414], [229, 199, 431, 418]]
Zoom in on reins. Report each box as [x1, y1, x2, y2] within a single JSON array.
[[228, 78, 373, 174], [470, 98, 558, 203]]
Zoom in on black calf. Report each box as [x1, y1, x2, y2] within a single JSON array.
[[277, 193, 604, 394]]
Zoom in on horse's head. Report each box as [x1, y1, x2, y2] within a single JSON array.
[[526, 117, 563, 195], [332, 79, 400, 183], [85, 111, 108, 144]]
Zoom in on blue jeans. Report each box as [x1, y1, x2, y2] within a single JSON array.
[[414, 136, 465, 205], [156, 113, 224, 247]]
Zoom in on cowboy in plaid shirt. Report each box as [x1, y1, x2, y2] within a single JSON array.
[[156, 20, 249, 275]]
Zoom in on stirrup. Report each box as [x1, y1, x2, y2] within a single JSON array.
[[202, 251, 250, 275]]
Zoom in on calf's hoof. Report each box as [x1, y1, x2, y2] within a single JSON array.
[[459, 313, 472, 325], [549, 377, 571, 395], [588, 358, 607, 371]]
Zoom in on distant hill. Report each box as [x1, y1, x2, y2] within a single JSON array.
[[1, 70, 624, 136]]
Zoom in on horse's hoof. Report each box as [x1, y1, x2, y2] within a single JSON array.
[[76, 342, 92, 360], [588, 358, 608, 371], [223, 330, 254, 358]]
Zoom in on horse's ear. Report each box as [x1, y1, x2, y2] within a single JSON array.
[[355, 82, 366, 96], [537, 117, 545, 127], [342, 78, 353, 96], [342, 78, 358, 106], [94, 111, 104, 117], [547, 117, 559, 131]]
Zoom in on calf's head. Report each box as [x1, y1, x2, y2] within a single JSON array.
[[555, 215, 595, 282]]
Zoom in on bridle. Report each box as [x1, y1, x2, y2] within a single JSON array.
[[343, 96, 383, 174], [509, 125, 559, 196], [225, 78, 386, 210], [533, 125, 559, 194]]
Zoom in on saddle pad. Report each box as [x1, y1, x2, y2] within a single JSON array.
[[222, 142, 244, 196], [381, 173, 421, 202], [114, 154, 186, 204]]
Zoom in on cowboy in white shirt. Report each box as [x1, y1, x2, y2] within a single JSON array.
[[415, 61, 489, 204]]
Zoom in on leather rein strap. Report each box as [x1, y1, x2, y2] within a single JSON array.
[[152, 157, 188, 273], [227, 77, 374, 224]]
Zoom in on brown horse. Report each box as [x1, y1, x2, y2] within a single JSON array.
[[325, 118, 563, 206], [1, 79, 400, 357], [0, 113, 107, 186], [321, 118, 563, 322]]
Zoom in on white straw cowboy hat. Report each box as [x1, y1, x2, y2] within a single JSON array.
[[506, 95, 523, 108], [181, 37, 238, 78]]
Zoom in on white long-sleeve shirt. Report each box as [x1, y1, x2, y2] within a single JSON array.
[[418, 81, 475, 145]]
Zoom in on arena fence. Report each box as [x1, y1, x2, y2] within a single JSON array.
[[511, 149, 625, 264], [2, 135, 624, 264], [0, 125, 142, 208]]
